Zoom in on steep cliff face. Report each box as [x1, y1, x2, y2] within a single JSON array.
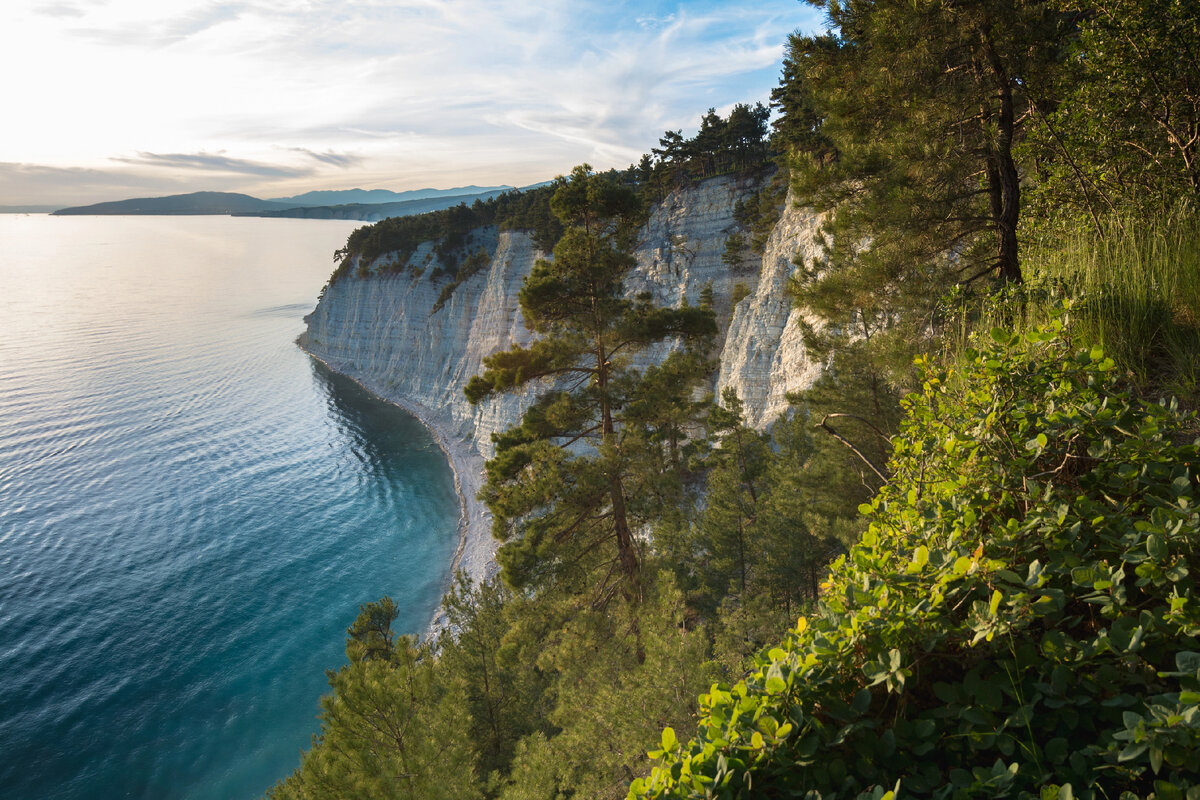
[[303, 226, 539, 458], [716, 196, 827, 429], [300, 175, 825, 580]]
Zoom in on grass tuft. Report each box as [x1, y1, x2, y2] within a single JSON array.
[[942, 206, 1200, 402]]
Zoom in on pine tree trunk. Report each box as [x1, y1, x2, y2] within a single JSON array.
[[609, 470, 645, 664], [598, 341, 645, 663], [983, 34, 1023, 284]]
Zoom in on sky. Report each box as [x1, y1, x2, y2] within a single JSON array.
[[1, 0, 824, 206]]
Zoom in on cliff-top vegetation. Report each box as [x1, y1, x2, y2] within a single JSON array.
[[325, 102, 780, 300]]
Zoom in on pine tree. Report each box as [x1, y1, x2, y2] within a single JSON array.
[[688, 390, 771, 609], [465, 165, 716, 650], [268, 602, 480, 800], [784, 0, 1070, 309], [434, 576, 550, 782]]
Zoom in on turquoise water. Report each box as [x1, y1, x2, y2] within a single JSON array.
[[0, 215, 461, 799]]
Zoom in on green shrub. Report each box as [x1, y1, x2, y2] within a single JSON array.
[[633, 317, 1200, 799], [723, 233, 748, 272], [432, 281, 460, 314], [430, 247, 492, 313], [733, 178, 786, 255], [730, 282, 750, 308]]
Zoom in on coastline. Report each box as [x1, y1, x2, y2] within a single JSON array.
[[298, 342, 498, 635]]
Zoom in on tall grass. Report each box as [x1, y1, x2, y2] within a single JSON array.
[[944, 206, 1200, 401]]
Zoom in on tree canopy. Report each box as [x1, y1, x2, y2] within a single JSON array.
[[1023, 0, 1200, 223], [281, 4, 1200, 794], [784, 0, 1069, 290]]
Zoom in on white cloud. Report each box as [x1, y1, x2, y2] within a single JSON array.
[[1, 0, 823, 204]]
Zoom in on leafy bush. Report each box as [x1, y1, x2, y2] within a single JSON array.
[[633, 317, 1200, 799]]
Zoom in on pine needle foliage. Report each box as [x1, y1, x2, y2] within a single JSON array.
[[268, 601, 480, 800], [785, 0, 1068, 299], [466, 165, 717, 619]]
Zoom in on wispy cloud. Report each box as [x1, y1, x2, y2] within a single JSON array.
[[0, 161, 211, 204], [0, 162, 136, 186], [33, 2, 89, 19], [286, 148, 363, 169], [636, 12, 676, 30], [110, 151, 314, 178], [68, 1, 253, 48]]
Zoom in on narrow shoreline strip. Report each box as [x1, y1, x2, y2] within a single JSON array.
[[298, 343, 497, 635]]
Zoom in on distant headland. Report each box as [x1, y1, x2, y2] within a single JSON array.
[[49, 185, 515, 220]]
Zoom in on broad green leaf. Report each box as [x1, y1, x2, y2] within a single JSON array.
[[1119, 741, 1149, 762], [1177, 652, 1200, 674], [1147, 534, 1168, 561]]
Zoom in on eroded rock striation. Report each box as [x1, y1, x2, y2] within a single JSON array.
[[300, 175, 824, 584]]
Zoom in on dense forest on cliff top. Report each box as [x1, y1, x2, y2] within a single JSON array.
[[272, 1, 1200, 798]]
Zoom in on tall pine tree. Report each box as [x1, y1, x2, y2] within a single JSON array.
[[465, 166, 716, 648], [783, 0, 1070, 328]]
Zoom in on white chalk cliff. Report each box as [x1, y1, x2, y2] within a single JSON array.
[[300, 175, 825, 583]]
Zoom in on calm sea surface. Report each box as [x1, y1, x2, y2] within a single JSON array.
[[0, 215, 461, 799]]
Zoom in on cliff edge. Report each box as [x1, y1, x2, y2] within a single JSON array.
[[300, 175, 825, 586]]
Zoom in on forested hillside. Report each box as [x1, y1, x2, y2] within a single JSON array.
[[271, 1, 1200, 798]]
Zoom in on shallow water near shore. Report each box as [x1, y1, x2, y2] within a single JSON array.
[[0, 215, 460, 799]]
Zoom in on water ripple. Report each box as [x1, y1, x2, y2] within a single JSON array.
[[0, 215, 459, 800]]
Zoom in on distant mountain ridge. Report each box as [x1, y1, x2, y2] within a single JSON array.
[[53, 192, 290, 216], [52, 186, 518, 220], [239, 189, 511, 221], [268, 185, 512, 207]]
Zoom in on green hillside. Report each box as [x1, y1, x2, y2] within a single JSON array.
[[270, 1, 1200, 798]]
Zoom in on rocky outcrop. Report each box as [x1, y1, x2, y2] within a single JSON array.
[[300, 174, 825, 583], [716, 197, 827, 428]]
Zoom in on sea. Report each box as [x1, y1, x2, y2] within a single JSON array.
[[0, 214, 461, 799]]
